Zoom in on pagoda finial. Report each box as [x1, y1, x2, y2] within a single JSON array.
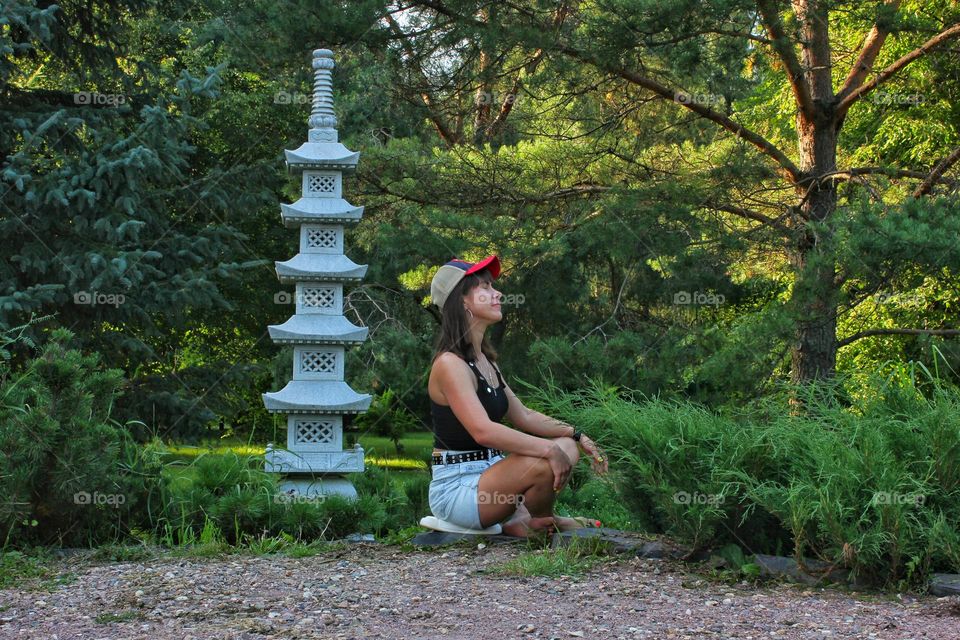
[[309, 49, 338, 143]]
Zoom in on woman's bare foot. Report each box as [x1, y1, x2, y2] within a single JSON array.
[[501, 515, 557, 537], [498, 503, 557, 537], [553, 516, 602, 532]]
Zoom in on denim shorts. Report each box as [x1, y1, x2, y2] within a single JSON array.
[[428, 451, 505, 530]]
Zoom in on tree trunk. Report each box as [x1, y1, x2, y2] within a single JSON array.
[[789, 113, 839, 383], [786, 0, 840, 383]]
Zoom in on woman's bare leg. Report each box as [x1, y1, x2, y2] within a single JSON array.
[[476, 437, 581, 533]]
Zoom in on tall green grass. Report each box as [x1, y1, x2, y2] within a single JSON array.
[[520, 370, 960, 588]]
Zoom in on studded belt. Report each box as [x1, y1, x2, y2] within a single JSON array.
[[431, 448, 504, 466]]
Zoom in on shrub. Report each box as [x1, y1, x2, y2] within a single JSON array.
[[0, 329, 162, 548], [523, 373, 960, 588]]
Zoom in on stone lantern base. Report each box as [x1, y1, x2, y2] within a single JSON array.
[[276, 475, 359, 500]]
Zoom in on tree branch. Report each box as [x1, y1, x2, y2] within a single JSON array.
[[835, 0, 901, 104], [914, 146, 960, 197], [484, 4, 570, 140], [838, 327, 960, 349], [413, 0, 802, 182], [707, 202, 792, 235], [555, 43, 802, 184], [794, 167, 959, 208], [756, 0, 815, 119], [835, 22, 960, 117], [385, 12, 461, 146]]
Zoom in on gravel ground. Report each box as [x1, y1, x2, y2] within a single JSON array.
[[1, 541, 957, 639]]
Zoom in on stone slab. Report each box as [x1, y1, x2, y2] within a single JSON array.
[[410, 531, 526, 547], [754, 553, 857, 586], [266, 448, 364, 473], [275, 253, 367, 283], [280, 198, 363, 228], [285, 142, 359, 169], [550, 528, 700, 559], [262, 380, 371, 413], [268, 314, 368, 344], [930, 573, 960, 596]]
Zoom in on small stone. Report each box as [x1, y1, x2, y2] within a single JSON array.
[[517, 624, 536, 633], [175, 595, 188, 601], [135, 590, 145, 597], [706, 600, 719, 606], [722, 598, 732, 605]]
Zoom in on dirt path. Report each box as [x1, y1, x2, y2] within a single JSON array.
[[1, 542, 957, 639]]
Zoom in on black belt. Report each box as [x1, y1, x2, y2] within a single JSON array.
[[431, 448, 503, 465]]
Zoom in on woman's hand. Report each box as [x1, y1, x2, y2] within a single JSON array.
[[578, 435, 609, 475], [546, 441, 574, 492]]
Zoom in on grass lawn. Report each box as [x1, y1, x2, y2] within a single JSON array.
[[161, 431, 435, 471]]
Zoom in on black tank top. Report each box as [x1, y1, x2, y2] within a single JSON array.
[[430, 357, 509, 450]]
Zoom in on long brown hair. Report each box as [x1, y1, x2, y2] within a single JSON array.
[[432, 269, 499, 364]]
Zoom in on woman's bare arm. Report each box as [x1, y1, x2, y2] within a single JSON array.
[[433, 353, 555, 456]]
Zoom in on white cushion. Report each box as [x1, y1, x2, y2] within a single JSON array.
[[419, 516, 502, 535]]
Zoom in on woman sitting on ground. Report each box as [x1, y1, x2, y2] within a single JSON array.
[[426, 254, 608, 536]]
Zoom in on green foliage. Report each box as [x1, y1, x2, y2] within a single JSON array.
[[352, 465, 429, 536], [488, 537, 616, 577], [159, 451, 422, 544], [527, 372, 960, 587], [0, 551, 48, 589], [0, 329, 163, 547], [352, 389, 421, 454], [556, 476, 643, 532], [1, 0, 277, 441]]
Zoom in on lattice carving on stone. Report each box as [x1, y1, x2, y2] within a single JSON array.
[[294, 419, 336, 445], [301, 350, 337, 373], [301, 286, 336, 310], [307, 174, 336, 194], [306, 227, 338, 249]]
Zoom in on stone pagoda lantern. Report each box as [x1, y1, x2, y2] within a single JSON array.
[[263, 48, 371, 499]]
